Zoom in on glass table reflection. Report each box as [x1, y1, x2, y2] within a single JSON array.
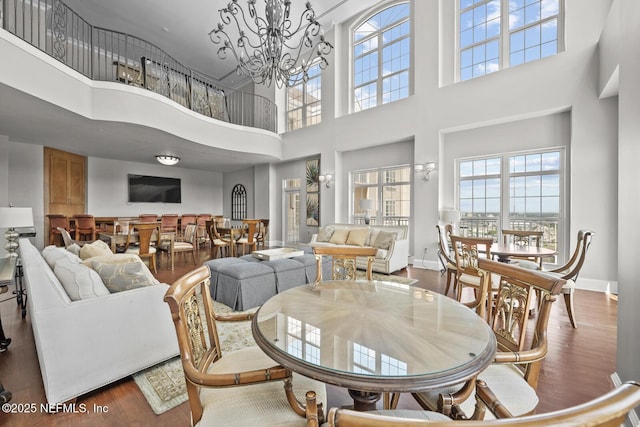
[[252, 279, 496, 411]]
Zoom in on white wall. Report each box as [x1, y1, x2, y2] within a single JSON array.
[[87, 157, 223, 216], [280, 0, 617, 288], [0, 141, 44, 255], [616, 0, 640, 394]]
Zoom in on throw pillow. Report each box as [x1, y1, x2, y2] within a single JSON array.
[[53, 258, 110, 301], [81, 253, 142, 268], [316, 226, 335, 242], [373, 231, 396, 250], [366, 229, 381, 246], [65, 243, 82, 257], [79, 239, 113, 260], [346, 228, 369, 247], [42, 245, 81, 270], [90, 261, 158, 293], [329, 229, 350, 245]]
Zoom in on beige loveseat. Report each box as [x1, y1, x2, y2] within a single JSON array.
[[18, 238, 178, 406], [306, 223, 409, 274]]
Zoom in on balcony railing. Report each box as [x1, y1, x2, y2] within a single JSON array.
[[0, 0, 277, 133]]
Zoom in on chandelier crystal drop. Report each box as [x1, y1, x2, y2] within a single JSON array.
[[209, 0, 333, 88]]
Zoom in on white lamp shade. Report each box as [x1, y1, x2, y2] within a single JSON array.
[[440, 209, 461, 224], [359, 199, 375, 210], [0, 207, 34, 228]]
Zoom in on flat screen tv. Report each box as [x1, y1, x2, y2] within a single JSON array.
[[128, 174, 181, 203]]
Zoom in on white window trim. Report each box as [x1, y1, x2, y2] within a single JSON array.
[[349, 0, 414, 114], [454, 147, 567, 264], [286, 61, 323, 132], [455, 0, 565, 82]]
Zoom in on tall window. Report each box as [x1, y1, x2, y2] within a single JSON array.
[[353, 2, 411, 112], [457, 149, 563, 260], [287, 63, 322, 131], [352, 166, 411, 226], [459, 0, 562, 81]]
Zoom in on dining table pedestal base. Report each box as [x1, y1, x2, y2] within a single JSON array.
[[349, 389, 382, 411]]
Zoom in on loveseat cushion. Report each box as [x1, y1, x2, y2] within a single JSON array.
[[53, 258, 110, 300], [329, 229, 350, 244], [346, 228, 369, 246], [373, 231, 396, 250], [42, 245, 81, 270], [317, 226, 335, 242], [79, 239, 113, 260]]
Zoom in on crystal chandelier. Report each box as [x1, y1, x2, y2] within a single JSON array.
[[209, 0, 333, 88]]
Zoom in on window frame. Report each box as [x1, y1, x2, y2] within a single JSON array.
[[286, 61, 323, 131], [455, 147, 566, 264], [351, 1, 413, 113], [456, 0, 565, 82], [350, 164, 411, 226]]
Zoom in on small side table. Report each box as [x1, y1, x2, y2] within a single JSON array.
[[0, 256, 17, 352]]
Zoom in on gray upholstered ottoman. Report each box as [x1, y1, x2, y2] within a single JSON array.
[[204, 257, 246, 300], [291, 254, 331, 284], [215, 262, 276, 311]]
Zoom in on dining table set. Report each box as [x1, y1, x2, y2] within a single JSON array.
[[251, 279, 497, 411]]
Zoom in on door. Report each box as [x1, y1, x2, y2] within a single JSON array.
[[44, 147, 87, 245]]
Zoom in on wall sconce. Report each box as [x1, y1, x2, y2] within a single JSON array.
[[415, 162, 436, 181], [318, 173, 333, 188]]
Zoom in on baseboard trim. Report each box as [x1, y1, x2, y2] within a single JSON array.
[[411, 259, 441, 271], [611, 372, 640, 427]]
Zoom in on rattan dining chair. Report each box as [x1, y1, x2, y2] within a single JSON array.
[[405, 259, 566, 419], [449, 234, 496, 320], [542, 229, 595, 328], [436, 224, 457, 297], [163, 265, 326, 426]]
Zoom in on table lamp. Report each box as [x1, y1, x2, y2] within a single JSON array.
[[359, 199, 375, 225], [0, 207, 34, 257]]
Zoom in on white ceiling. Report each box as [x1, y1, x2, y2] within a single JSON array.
[[2, 0, 378, 172]]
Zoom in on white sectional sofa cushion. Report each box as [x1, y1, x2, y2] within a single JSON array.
[[307, 223, 409, 274], [19, 238, 179, 406]]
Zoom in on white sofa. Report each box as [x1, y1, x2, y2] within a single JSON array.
[[18, 238, 179, 405], [306, 223, 409, 274]]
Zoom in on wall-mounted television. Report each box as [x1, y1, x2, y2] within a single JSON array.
[[128, 174, 181, 203]]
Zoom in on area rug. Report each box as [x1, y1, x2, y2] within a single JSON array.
[[133, 272, 418, 414]]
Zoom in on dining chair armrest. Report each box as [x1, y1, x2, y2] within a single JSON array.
[[213, 312, 255, 322], [187, 364, 291, 387], [474, 379, 514, 419], [493, 343, 548, 365]]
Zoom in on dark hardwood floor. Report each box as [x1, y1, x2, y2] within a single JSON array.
[[0, 247, 616, 426]]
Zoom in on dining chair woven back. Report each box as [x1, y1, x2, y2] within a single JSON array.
[[138, 214, 158, 223], [163, 265, 326, 426], [160, 214, 179, 234], [312, 246, 377, 282], [449, 234, 495, 320], [309, 381, 640, 427], [543, 229, 595, 328]]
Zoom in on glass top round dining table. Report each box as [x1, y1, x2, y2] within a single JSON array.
[[252, 279, 496, 411]]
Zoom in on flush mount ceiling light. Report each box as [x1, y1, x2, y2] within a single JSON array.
[[155, 155, 180, 166], [209, 0, 334, 88]]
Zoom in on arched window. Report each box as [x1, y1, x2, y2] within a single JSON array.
[[231, 184, 247, 220], [352, 2, 411, 112]]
